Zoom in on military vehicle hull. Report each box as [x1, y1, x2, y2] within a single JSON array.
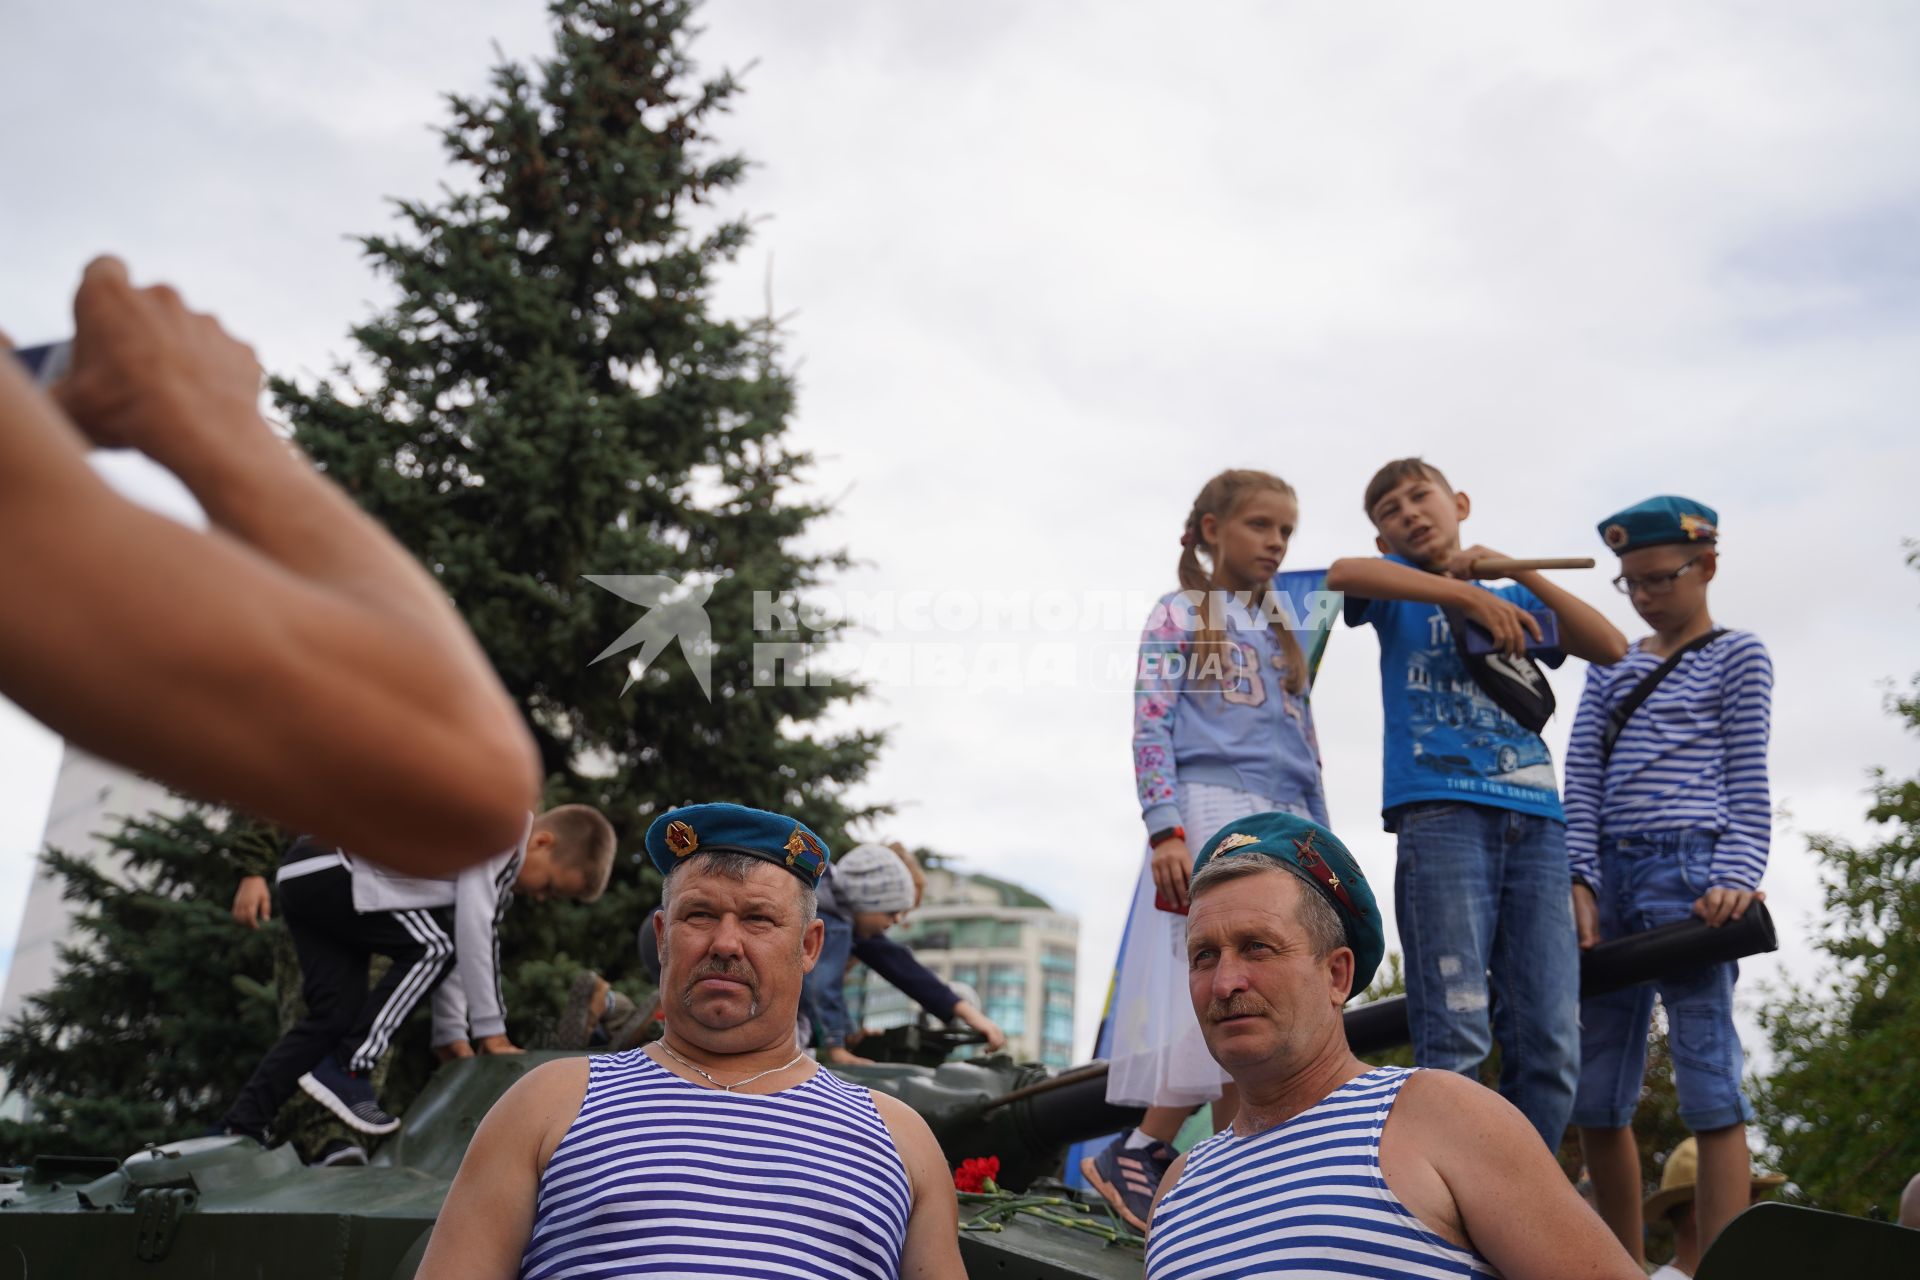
[[0, 1051, 1146, 1279]]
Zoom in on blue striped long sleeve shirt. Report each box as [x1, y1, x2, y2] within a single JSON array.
[[1565, 629, 1773, 893]]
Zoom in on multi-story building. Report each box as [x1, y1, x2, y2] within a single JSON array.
[[845, 862, 1079, 1069]]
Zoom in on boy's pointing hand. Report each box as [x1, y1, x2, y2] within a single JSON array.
[[1457, 590, 1544, 658]]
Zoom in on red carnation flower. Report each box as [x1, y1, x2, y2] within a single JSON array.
[[953, 1156, 1001, 1193]]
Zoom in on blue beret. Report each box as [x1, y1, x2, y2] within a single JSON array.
[[1192, 812, 1383, 1001], [644, 802, 831, 887], [1598, 496, 1719, 555]]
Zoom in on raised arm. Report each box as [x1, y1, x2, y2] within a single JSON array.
[[0, 258, 537, 874], [417, 1058, 586, 1279], [1326, 556, 1544, 658], [871, 1093, 966, 1280]]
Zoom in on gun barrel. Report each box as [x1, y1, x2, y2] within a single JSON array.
[[1343, 903, 1777, 1056]]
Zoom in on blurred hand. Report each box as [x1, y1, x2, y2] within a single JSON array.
[[1456, 589, 1543, 659], [433, 1040, 476, 1063], [953, 1002, 1007, 1052], [825, 1045, 874, 1066], [1150, 836, 1193, 910], [1445, 545, 1509, 580], [475, 1035, 524, 1055], [1693, 886, 1764, 928], [230, 875, 272, 929], [1571, 883, 1600, 950], [51, 256, 264, 456]]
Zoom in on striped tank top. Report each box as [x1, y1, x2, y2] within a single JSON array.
[[520, 1049, 911, 1280], [1145, 1067, 1499, 1279]]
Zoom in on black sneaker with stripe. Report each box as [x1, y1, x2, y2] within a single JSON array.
[[297, 1055, 401, 1136]]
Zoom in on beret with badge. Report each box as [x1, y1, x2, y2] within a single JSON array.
[[1192, 811, 1384, 1001], [1597, 495, 1719, 556], [644, 801, 832, 887]]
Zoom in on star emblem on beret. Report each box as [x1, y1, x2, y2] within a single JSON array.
[[664, 820, 700, 858]]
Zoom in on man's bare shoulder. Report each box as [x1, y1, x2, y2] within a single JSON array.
[[487, 1057, 591, 1165], [1391, 1067, 1518, 1139], [868, 1088, 939, 1149]]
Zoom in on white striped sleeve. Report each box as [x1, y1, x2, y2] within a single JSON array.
[[1711, 635, 1774, 890]]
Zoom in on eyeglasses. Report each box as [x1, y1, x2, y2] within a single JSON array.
[[1612, 554, 1707, 597]]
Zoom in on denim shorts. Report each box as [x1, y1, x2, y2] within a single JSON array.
[[1571, 829, 1752, 1132]]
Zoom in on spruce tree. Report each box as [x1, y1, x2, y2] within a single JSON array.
[[0, 0, 881, 1156], [0, 809, 282, 1157]]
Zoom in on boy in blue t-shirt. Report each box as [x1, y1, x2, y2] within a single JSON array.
[[1328, 457, 1627, 1149], [1564, 496, 1772, 1266]]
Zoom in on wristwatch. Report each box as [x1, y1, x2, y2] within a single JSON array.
[[1149, 825, 1187, 849]]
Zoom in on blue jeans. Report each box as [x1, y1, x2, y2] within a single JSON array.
[[800, 913, 854, 1049], [1572, 830, 1751, 1132], [1393, 801, 1580, 1150]]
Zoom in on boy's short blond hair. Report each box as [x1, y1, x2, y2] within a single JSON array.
[[1363, 457, 1452, 523], [886, 841, 926, 909], [534, 804, 617, 902]]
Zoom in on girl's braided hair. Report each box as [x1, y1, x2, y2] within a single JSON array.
[[1178, 469, 1307, 696]]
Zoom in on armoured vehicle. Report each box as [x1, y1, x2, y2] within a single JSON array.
[[0, 909, 1776, 1279]]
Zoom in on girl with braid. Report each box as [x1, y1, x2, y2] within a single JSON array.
[[1082, 469, 1331, 1231]]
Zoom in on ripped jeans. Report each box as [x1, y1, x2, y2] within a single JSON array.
[[1392, 801, 1580, 1150]]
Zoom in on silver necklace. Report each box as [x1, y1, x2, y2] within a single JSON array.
[[656, 1040, 807, 1093]]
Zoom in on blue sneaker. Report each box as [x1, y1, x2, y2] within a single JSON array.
[[1079, 1131, 1176, 1233], [298, 1056, 401, 1136]]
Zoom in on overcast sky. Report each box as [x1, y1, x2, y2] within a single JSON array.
[[3, 1, 1917, 1062]]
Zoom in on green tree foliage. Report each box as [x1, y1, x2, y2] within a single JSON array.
[[1754, 665, 1920, 1218], [276, 0, 879, 854], [0, 0, 881, 1156], [0, 810, 282, 1158]]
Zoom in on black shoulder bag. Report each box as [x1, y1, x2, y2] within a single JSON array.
[[1442, 606, 1556, 734], [1599, 629, 1727, 765]]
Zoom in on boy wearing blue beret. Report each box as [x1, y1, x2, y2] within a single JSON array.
[[1564, 496, 1772, 1268]]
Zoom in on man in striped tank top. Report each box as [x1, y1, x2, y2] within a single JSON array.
[[417, 803, 965, 1280], [1146, 812, 1641, 1280], [1565, 497, 1773, 1268]]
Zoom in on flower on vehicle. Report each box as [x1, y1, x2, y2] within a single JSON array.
[[954, 1156, 1000, 1193]]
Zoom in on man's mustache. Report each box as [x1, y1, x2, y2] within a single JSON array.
[[1206, 995, 1270, 1023], [680, 957, 760, 1005]]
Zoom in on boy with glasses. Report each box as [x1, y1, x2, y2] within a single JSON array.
[[1563, 496, 1773, 1268]]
